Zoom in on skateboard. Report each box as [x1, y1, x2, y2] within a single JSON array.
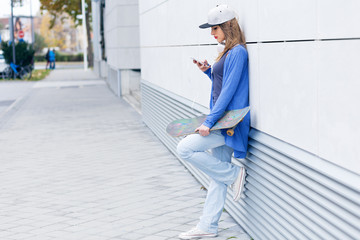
[[166, 106, 250, 137]]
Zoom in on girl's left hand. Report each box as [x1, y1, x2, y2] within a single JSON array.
[[195, 124, 210, 136], [193, 59, 211, 72]]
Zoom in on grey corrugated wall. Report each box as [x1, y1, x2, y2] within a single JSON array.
[[141, 80, 360, 240]]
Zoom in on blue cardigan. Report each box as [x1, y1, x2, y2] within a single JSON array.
[[203, 45, 250, 158]]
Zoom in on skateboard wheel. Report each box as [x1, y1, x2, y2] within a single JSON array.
[[227, 129, 234, 136]]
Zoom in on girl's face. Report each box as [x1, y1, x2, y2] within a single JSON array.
[[16, 21, 21, 30], [211, 26, 225, 43]]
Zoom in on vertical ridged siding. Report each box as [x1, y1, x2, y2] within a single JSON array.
[[141, 80, 360, 240]]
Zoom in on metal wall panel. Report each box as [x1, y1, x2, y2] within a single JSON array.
[[106, 67, 120, 97], [141, 80, 360, 240]]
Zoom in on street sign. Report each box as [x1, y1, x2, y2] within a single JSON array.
[[18, 30, 24, 39]]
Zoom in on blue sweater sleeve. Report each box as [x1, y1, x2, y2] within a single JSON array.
[[203, 68, 211, 79], [203, 47, 248, 128]]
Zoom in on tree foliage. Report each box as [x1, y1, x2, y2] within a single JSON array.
[[39, 12, 67, 50], [39, 0, 93, 66], [1, 41, 35, 66], [40, 0, 92, 29], [33, 32, 47, 54]]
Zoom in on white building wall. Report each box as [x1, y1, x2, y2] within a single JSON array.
[[92, 0, 141, 97], [139, 0, 360, 174], [104, 0, 140, 70]]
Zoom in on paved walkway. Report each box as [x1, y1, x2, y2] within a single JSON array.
[[0, 69, 249, 240], [0, 81, 34, 118], [34, 62, 84, 70]]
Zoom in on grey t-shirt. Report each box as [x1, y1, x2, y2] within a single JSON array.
[[211, 52, 228, 105]]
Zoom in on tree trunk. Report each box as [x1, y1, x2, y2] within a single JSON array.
[[85, 10, 93, 67]]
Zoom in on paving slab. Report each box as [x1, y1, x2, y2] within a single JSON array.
[[0, 81, 34, 119], [0, 69, 250, 240]]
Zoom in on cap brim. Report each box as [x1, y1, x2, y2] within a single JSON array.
[[199, 23, 215, 29]]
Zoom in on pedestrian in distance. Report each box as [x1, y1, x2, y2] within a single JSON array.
[[177, 5, 250, 239], [49, 49, 56, 69], [45, 49, 50, 70]]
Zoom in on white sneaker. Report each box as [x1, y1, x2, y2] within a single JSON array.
[[232, 166, 246, 201], [178, 227, 217, 239]]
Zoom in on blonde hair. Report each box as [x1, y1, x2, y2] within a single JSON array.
[[216, 18, 246, 61]]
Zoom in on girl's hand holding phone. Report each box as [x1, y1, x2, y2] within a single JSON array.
[[192, 58, 211, 72]]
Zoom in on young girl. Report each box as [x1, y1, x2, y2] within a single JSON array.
[[177, 5, 250, 239]]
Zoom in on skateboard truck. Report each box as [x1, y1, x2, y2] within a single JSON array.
[[226, 127, 235, 136]]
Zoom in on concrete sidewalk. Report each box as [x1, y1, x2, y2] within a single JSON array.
[[0, 69, 249, 240], [0, 81, 34, 118]]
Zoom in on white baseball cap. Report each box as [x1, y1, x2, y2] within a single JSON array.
[[199, 5, 236, 29]]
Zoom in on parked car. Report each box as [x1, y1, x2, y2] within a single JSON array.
[[0, 50, 7, 74]]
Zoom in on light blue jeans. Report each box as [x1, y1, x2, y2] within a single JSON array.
[[177, 130, 240, 234]]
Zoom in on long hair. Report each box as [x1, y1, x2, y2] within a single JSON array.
[[15, 17, 22, 31], [216, 18, 246, 61]]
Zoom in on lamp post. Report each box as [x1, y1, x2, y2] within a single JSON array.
[[81, 0, 88, 70], [10, 0, 16, 64], [30, 0, 34, 47]]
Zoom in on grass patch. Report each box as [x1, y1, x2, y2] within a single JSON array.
[[29, 69, 51, 81], [0, 69, 51, 81]]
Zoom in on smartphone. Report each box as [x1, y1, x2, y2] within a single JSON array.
[[191, 57, 209, 67], [190, 57, 202, 64]]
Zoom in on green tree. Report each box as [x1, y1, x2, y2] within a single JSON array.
[[39, 0, 93, 67], [33, 32, 47, 54], [1, 41, 35, 66]]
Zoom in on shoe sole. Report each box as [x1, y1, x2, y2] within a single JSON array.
[[179, 234, 217, 239], [233, 167, 246, 201]]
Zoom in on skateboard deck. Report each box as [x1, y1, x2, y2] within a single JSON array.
[[166, 106, 250, 137]]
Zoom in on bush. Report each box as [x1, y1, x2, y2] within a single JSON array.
[[34, 54, 45, 62], [34, 52, 83, 62], [1, 41, 35, 66]]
